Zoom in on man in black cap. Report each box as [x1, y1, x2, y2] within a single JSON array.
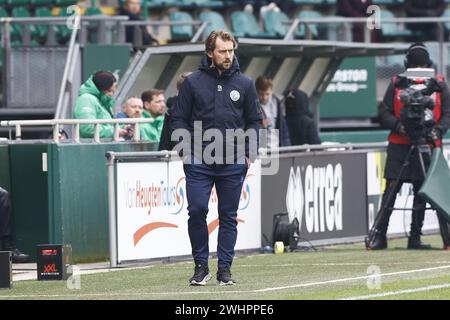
[[367, 43, 450, 250]]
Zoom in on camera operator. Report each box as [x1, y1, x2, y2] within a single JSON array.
[[368, 43, 450, 250]]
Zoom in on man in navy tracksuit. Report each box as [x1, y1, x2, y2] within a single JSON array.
[[171, 30, 262, 286]]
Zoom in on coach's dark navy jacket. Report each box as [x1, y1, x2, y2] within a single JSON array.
[[171, 54, 263, 162]]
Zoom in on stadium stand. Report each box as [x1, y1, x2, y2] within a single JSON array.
[[30, 0, 54, 7], [230, 11, 273, 38], [379, 8, 413, 39], [296, 9, 323, 39], [54, 0, 79, 6], [169, 10, 194, 41], [198, 10, 228, 39], [262, 9, 290, 38]]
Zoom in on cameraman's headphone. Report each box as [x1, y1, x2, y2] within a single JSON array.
[[404, 43, 434, 69]]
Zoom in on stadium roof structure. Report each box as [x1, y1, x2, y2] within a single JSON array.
[[114, 39, 410, 121]]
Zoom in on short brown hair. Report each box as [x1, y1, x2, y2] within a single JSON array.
[[255, 76, 273, 92], [205, 30, 237, 53], [141, 89, 164, 103], [176, 72, 192, 91]]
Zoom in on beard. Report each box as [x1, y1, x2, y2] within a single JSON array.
[[214, 58, 232, 71]]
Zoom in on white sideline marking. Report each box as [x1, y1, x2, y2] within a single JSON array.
[[1, 265, 449, 298], [234, 261, 450, 267], [341, 283, 450, 300], [255, 265, 450, 293]]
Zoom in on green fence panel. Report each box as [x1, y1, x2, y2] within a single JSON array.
[[9, 143, 50, 261], [320, 130, 390, 143], [48, 142, 156, 262], [82, 44, 131, 82]]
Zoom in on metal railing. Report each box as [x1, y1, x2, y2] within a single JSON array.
[[118, 19, 209, 45], [0, 16, 129, 46], [283, 16, 450, 74], [55, 14, 80, 121], [0, 118, 155, 143]]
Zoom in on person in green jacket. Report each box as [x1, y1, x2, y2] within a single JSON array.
[[141, 89, 166, 142], [74, 71, 130, 139]]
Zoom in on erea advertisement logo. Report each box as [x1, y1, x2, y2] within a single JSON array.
[[286, 164, 343, 233]]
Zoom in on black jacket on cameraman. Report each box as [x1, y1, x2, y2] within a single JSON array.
[[378, 77, 450, 181]]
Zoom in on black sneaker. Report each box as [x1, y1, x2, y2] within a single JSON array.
[[366, 231, 387, 250], [407, 236, 432, 250], [216, 268, 236, 286], [10, 248, 30, 263], [189, 263, 211, 286]]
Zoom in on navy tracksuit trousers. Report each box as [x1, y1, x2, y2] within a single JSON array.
[[183, 163, 248, 269]]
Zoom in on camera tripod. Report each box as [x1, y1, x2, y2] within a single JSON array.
[[365, 142, 432, 249]]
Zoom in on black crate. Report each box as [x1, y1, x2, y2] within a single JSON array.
[[36, 244, 72, 281], [0, 251, 12, 289]]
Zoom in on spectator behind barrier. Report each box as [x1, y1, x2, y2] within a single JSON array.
[[159, 71, 192, 151], [118, 0, 159, 46], [74, 70, 131, 139], [141, 89, 166, 142], [255, 75, 291, 148], [116, 96, 152, 140], [284, 89, 321, 146]]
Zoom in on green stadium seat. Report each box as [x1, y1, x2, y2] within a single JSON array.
[[198, 11, 228, 39], [262, 10, 290, 38], [11, 7, 39, 44], [179, 0, 223, 8], [85, 6, 103, 43], [34, 7, 53, 43], [230, 11, 274, 38], [147, 0, 180, 8], [380, 9, 412, 38], [55, 8, 72, 44], [53, 0, 79, 7], [6, 0, 30, 7], [30, 0, 54, 7], [296, 10, 322, 39], [169, 11, 194, 41], [85, 6, 102, 15]]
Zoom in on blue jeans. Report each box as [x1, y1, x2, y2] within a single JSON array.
[[183, 163, 248, 269]]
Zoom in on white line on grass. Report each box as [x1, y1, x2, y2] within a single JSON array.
[[254, 265, 450, 293], [234, 261, 450, 267], [341, 283, 450, 300], [1, 265, 449, 299]]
